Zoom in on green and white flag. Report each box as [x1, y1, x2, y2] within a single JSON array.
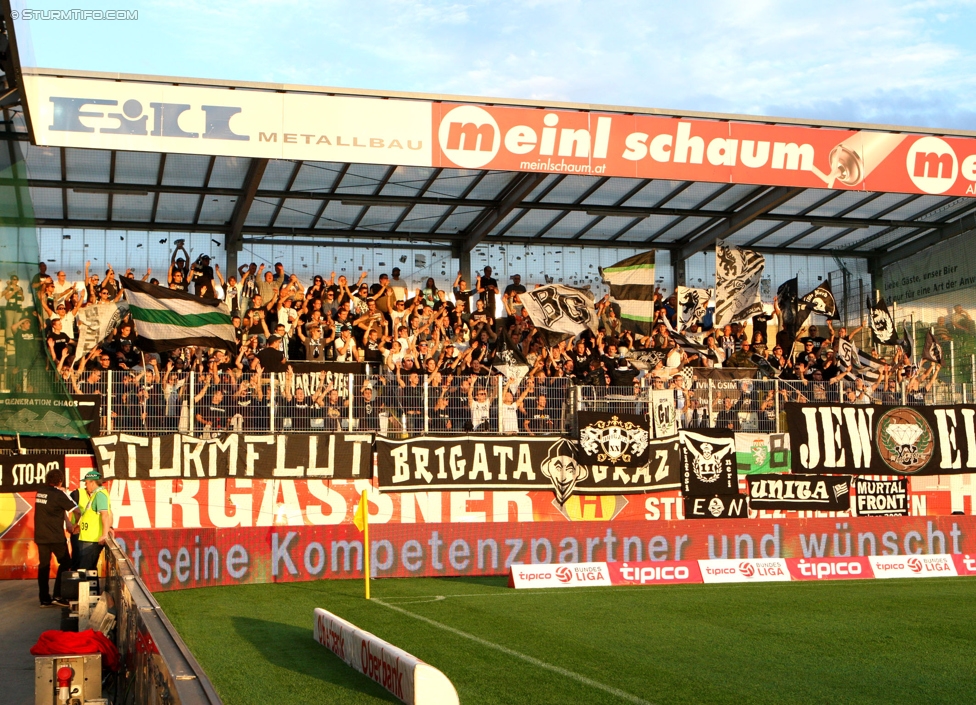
[[735, 433, 792, 475], [121, 278, 236, 353], [602, 251, 656, 335]]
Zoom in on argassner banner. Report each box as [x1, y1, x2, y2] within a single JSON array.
[[785, 403, 976, 476], [375, 435, 680, 503], [91, 433, 373, 480]]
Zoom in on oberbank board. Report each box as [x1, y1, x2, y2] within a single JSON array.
[[22, 73, 976, 197]]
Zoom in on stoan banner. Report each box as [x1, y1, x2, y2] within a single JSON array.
[[23, 72, 976, 198]]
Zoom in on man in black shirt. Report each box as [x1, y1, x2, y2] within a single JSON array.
[[479, 266, 498, 314], [33, 469, 79, 606], [257, 335, 289, 372]]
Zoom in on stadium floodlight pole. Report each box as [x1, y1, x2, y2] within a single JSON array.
[[951, 340, 956, 387]]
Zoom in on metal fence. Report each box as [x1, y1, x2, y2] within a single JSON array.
[[9, 368, 971, 437]]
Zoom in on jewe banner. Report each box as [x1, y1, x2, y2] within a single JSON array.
[[28, 73, 976, 198], [786, 403, 976, 476]]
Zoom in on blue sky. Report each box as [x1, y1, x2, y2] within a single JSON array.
[[14, 0, 976, 129]]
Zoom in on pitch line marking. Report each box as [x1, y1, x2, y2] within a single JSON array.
[[373, 598, 654, 705]]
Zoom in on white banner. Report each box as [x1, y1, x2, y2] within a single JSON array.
[[868, 555, 958, 579], [698, 558, 791, 584], [509, 562, 611, 589]]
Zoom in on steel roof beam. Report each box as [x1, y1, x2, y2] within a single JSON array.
[[227, 158, 268, 251], [878, 212, 976, 267], [458, 172, 547, 253]]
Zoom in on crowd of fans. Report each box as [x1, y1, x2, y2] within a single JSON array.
[[6, 242, 963, 436]]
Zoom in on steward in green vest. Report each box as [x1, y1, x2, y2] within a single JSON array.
[[76, 470, 113, 575]]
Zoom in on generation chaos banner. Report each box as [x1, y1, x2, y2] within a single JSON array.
[[785, 403, 976, 476]]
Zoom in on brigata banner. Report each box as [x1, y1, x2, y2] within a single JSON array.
[[25, 72, 976, 197], [746, 474, 852, 511], [91, 433, 373, 480], [0, 453, 66, 493], [375, 435, 680, 504], [854, 478, 910, 516], [785, 403, 976, 476]]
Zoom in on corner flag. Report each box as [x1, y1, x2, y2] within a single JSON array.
[[354, 489, 370, 599]]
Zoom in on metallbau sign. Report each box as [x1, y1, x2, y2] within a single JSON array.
[[22, 73, 976, 197]]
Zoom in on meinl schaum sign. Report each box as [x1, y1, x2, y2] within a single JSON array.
[[91, 433, 372, 480], [785, 403, 976, 475], [746, 474, 852, 511], [375, 435, 680, 504]]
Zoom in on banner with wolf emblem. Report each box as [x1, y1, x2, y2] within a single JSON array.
[[376, 435, 679, 503], [683, 494, 748, 519], [785, 403, 976, 475], [867, 295, 899, 345], [735, 433, 791, 474], [676, 286, 711, 330], [714, 240, 765, 328], [679, 429, 738, 496], [651, 389, 677, 438], [520, 285, 599, 339], [747, 474, 852, 511], [578, 412, 650, 467]]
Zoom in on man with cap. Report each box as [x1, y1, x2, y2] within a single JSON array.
[[76, 470, 113, 574], [34, 468, 80, 606]]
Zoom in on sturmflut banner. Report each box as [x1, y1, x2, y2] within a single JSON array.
[[375, 435, 680, 503], [785, 403, 976, 476], [91, 433, 373, 480]]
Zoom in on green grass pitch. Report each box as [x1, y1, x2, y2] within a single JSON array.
[[155, 577, 976, 704]]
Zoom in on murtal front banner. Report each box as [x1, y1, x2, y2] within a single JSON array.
[[23, 72, 976, 198]]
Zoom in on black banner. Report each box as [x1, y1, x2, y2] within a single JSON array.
[[679, 429, 738, 496], [0, 453, 65, 493], [91, 433, 372, 480], [375, 435, 680, 503], [854, 478, 909, 516], [577, 412, 651, 467], [747, 474, 852, 511], [683, 494, 748, 519], [690, 368, 756, 392], [785, 403, 976, 476]]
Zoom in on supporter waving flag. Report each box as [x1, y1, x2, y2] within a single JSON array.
[[602, 251, 656, 335], [867, 295, 899, 345], [494, 329, 530, 388], [521, 284, 599, 339], [121, 277, 237, 353], [923, 328, 943, 365], [714, 240, 765, 327]]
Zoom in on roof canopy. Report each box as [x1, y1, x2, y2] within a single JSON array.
[[2, 58, 975, 268]]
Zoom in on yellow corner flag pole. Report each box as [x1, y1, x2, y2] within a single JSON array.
[[354, 489, 370, 599]]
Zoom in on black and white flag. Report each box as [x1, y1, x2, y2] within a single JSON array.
[[867, 295, 899, 345], [837, 341, 885, 384], [923, 329, 943, 365], [854, 478, 909, 516], [683, 494, 748, 519], [522, 285, 599, 339], [714, 240, 765, 328], [676, 286, 711, 330], [651, 390, 677, 438], [627, 350, 666, 371], [747, 473, 852, 511], [494, 329, 530, 388], [577, 412, 651, 467], [800, 281, 839, 320], [679, 429, 738, 496]]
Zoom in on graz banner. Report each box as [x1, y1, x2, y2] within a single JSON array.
[[577, 412, 650, 467], [679, 429, 738, 496], [854, 478, 909, 516], [375, 435, 680, 503], [0, 453, 65, 493], [683, 494, 748, 519], [735, 433, 791, 475], [786, 402, 976, 475], [746, 474, 852, 511], [91, 433, 373, 480]]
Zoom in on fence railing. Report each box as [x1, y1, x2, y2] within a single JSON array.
[[5, 368, 970, 438]]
